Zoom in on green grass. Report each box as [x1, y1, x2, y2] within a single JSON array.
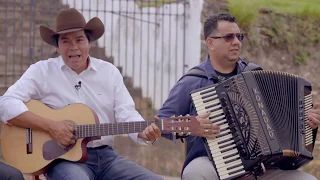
[[228, 0, 320, 30]]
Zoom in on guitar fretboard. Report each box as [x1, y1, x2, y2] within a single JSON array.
[[75, 120, 163, 138]]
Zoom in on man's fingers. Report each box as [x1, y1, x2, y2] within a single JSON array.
[[203, 129, 220, 135], [153, 115, 160, 121], [147, 125, 157, 139], [307, 120, 317, 129], [151, 123, 161, 135], [197, 112, 211, 119], [313, 103, 319, 109], [205, 134, 216, 140], [67, 123, 75, 132], [200, 124, 213, 129], [145, 127, 154, 140], [200, 123, 220, 130], [308, 113, 320, 123]]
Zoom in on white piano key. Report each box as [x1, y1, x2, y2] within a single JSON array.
[[198, 107, 224, 114]]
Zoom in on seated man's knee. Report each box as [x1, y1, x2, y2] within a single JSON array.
[[301, 173, 317, 180], [182, 157, 218, 180], [0, 163, 24, 180], [7, 168, 24, 180], [45, 161, 92, 180]]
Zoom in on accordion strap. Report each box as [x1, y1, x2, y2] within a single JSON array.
[[179, 60, 262, 82]]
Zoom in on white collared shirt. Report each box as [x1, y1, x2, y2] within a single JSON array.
[[0, 56, 147, 147]]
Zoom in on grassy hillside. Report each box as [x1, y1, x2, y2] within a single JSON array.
[[228, 0, 320, 31], [226, 0, 320, 65]]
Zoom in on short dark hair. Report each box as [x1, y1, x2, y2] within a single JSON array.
[[203, 13, 236, 40], [54, 30, 92, 47]]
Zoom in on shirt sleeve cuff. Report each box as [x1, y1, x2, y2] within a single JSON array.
[[1, 99, 29, 123], [128, 132, 149, 145]]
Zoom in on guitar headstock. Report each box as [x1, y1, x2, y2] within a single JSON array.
[[162, 115, 199, 136]]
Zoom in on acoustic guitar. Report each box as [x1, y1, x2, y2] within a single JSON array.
[[0, 99, 199, 176]]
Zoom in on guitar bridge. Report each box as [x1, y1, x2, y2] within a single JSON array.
[[26, 128, 33, 154]]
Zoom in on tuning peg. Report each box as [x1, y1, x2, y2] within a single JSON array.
[[170, 115, 176, 122], [172, 132, 177, 144], [185, 114, 191, 121]]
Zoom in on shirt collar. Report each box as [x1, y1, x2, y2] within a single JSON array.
[[200, 55, 244, 80], [58, 55, 97, 72]]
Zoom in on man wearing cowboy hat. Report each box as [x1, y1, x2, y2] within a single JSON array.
[[0, 8, 163, 180]]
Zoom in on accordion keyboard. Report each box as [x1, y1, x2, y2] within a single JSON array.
[[191, 86, 247, 180], [305, 93, 313, 146]]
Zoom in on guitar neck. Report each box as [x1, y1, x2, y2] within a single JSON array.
[[75, 120, 163, 138]]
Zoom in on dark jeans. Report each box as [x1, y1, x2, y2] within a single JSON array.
[[0, 161, 24, 180], [45, 145, 163, 180]]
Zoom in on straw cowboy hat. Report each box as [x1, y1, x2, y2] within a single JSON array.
[[39, 8, 105, 47]]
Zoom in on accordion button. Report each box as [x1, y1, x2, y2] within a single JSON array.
[[240, 149, 247, 156], [236, 141, 243, 146], [234, 136, 241, 142]]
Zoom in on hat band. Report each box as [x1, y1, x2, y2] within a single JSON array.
[[57, 26, 85, 33]]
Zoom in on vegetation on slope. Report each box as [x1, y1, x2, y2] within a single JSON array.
[[227, 0, 320, 64]]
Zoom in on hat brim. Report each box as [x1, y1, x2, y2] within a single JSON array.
[[40, 17, 105, 47]]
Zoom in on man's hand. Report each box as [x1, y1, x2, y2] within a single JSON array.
[[307, 103, 320, 129], [139, 123, 161, 142], [48, 120, 76, 148], [192, 112, 220, 139]]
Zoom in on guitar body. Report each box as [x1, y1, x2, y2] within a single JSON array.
[[1, 100, 100, 175]]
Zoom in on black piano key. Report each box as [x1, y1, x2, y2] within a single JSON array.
[[211, 117, 225, 124], [210, 114, 225, 121], [228, 167, 245, 175], [203, 96, 219, 103], [204, 101, 221, 109], [200, 89, 216, 96], [202, 92, 217, 100], [220, 126, 230, 132], [216, 131, 231, 139], [218, 137, 233, 145], [227, 163, 243, 171], [223, 152, 239, 159], [219, 142, 235, 149], [206, 106, 222, 113], [217, 121, 228, 126], [225, 157, 240, 164], [221, 146, 236, 153]]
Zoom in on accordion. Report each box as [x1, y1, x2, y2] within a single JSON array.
[[190, 70, 316, 180]]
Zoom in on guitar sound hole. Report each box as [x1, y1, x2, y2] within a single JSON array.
[[42, 140, 76, 160]]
